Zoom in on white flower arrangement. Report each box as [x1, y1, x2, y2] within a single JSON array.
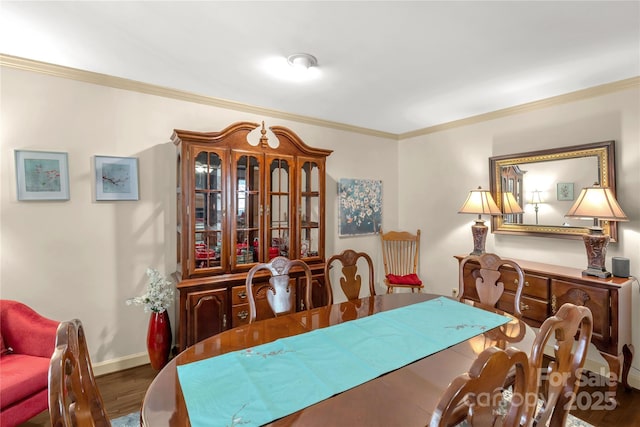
[[126, 268, 174, 314]]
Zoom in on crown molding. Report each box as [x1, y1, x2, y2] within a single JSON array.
[[2, 54, 638, 141], [399, 76, 640, 139], [0, 54, 397, 140]]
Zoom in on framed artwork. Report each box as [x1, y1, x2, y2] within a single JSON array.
[[15, 150, 70, 201], [557, 182, 574, 201], [338, 178, 382, 236], [95, 156, 139, 201]]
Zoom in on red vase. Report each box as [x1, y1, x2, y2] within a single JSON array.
[[147, 311, 172, 370]]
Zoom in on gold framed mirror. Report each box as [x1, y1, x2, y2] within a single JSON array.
[[489, 141, 618, 241]]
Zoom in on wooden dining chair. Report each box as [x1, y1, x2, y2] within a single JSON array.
[[429, 346, 531, 427], [527, 303, 593, 427], [458, 252, 525, 318], [49, 319, 111, 427], [246, 256, 313, 323], [325, 249, 376, 305], [379, 228, 423, 293]]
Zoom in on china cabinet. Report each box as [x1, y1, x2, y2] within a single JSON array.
[[173, 122, 332, 350]]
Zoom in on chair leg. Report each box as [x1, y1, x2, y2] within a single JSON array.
[[387, 286, 393, 294]]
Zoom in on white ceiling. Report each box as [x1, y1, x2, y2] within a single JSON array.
[[1, 1, 639, 135]]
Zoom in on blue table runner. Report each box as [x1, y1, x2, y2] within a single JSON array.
[[177, 296, 510, 427]]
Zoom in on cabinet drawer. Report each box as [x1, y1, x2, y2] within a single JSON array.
[[497, 292, 548, 324], [232, 304, 251, 327], [231, 285, 250, 305], [501, 270, 549, 300]]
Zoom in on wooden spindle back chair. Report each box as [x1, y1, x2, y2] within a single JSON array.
[[379, 228, 423, 293]]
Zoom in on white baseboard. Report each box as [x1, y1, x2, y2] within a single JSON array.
[[91, 352, 150, 377]]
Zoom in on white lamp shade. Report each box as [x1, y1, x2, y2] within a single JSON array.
[[458, 187, 502, 215], [502, 192, 524, 215], [530, 190, 543, 205], [565, 186, 628, 221]]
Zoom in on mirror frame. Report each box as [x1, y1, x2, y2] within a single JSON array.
[[489, 140, 617, 241]]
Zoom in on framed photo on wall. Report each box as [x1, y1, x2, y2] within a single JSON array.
[[338, 178, 382, 236], [15, 150, 70, 201], [557, 182, 574, 201], [95, 156, 139, 201]]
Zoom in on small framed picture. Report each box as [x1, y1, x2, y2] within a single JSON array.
[[15, 150, 70, 201], [557, 182, 574, 201], [95, 156, 139, 201]]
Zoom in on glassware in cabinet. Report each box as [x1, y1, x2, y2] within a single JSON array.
[[267, 155, 294, 261], [298, 158, 324, 260]]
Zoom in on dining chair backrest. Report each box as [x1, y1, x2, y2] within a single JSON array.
[[379, 228, 423, 293], [49, 319, 111, 427], [527, 303, 593, 427], [325, 249, 376, 304], [429, 346, 530, 427], [246, 256, 313, 323], [458, 252, 525, 318]]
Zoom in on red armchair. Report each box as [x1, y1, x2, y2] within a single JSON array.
[[0, 300, 59, 427]]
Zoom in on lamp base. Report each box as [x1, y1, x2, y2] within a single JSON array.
[[582, 267, 612, 278], [581, 228, 611, 278], [470, 220, 488, 255]]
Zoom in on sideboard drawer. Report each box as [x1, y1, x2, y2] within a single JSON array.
[[497, 292, 548, 327], [501, 270, 549, 300]]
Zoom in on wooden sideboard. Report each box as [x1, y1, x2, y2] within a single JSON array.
[[455, 255, 634, 395]]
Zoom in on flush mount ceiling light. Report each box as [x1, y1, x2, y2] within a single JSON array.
[[262, 53, 320, 82], [287, 53, 318, 70]]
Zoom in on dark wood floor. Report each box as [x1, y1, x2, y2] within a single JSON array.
[[21, 364, 157, 426], [20, 364, 640, 426]]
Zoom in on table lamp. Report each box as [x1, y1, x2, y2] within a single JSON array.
[[458, 186, 502, 255], [564, 184, 628, 278], [502, 192, 524, 216], [530, 190, 543, 224]]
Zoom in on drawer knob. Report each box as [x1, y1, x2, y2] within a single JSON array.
[[237, 290, 247, 299], [514, 279, 530, 287], [237, 310, 249, 320], [519, 302, 530, 311]]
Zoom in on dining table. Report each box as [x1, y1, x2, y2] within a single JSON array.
[[141, 293, 535, 426]]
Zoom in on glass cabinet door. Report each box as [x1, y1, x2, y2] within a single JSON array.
[[266, 155, 293, 261], [299, 159, 322, 260], [233, 152, 262, 268], [192, 150, 225, 273]]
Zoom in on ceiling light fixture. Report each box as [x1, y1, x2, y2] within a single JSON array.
[[287, 53, 318, 70]]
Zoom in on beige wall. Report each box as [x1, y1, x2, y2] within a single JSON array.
[[0, 66, 398, 370], [1, 64, 639, 382], [400, 87, 640, 383]]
